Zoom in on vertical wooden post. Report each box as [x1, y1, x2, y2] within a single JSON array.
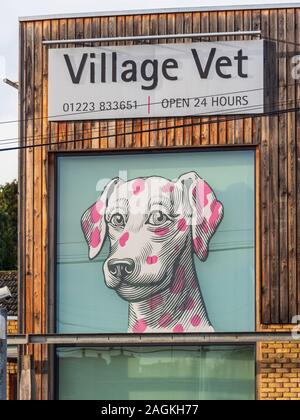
[[19, 355, 36, 400]]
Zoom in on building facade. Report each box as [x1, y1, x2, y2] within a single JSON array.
[[18, 4, 300, 400]]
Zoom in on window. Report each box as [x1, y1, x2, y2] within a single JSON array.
[[55, 149, 256, 400], [57, 345, 255, 400], [56, 150, 255, 333]]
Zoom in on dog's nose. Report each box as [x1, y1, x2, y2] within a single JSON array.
[[107, 258, 135, 279]]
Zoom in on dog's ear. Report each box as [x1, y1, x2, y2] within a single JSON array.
[[81, 178, 119, 260], [177, 171, 224, 262]]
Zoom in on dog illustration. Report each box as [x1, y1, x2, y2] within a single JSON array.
[[81, 172, 223, 333]]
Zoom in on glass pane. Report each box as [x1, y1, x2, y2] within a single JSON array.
[[57, 150, 255, 333], [57, 346, 255, 400]]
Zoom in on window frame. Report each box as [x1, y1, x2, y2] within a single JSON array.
[[54, 343, 257, 401], [47, 145, 260, 400]]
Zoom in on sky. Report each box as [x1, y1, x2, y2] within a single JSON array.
[[0, 0, 298, 184]]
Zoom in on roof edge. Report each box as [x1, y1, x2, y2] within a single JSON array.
[[19, 3, 300, 22]]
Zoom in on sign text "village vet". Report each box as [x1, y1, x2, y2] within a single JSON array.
[[48, 40, 264, 121]]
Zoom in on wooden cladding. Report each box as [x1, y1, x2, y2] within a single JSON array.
[[19, 8, 300, 399]]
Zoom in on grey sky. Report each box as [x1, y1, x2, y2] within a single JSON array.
[[0, 0, 298, 184]]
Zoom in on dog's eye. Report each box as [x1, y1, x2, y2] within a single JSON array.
[[110, 213, 125, 228], [147, 210, 170, 226]]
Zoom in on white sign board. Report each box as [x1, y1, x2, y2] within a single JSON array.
[[48, 40, 265, 121]]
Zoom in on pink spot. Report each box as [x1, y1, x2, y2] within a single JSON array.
[[162, 182, 175, 193], [181, 296, 195, 311], [190, 278, 198, 289], [209, 201, 222, 226], [171, 279, 184, 294], [171, 268, 184, 294], [159, 313, 172, 328], [91, 205, 101, 223], [132, 319, 147, 333], [191, 315, 202, 327], [90, 228, 101, 248], [203, 183, 212, 206], [193, 180, 211, 207], [172, 267, 185, 292], [132, 179, 145, 196], [199, 220, 210, 234], [204, 183, 212, 194], [173, 324, 184, 333], [96, 200, 104, 213], [146, 256, 158, 265], [175, 245, 180, 252], [149, 294, 163, 310], [154, 227, 170, 237], [176, 266, 185, 279], [177, 218, 187, 232], [193, 236, 204, 254], [119, 232, 129, 247]]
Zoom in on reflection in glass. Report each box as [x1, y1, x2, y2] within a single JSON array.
[[57, 345, 255, 400]]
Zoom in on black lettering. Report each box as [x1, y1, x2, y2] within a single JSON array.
[[162, 59, 178, 81], [183, 98, 190, 107], [64, 53, 88, 84], [101, 53, 106, 83], [228, 96, 235, 106], [141, 59, 158, 90], [243, 95, 249, 105], [211, 96, 219, 107], [121, 60, 137, 82], [192, 48, 216, 79], [219, 97, 226, 106], [234, 49, 248, 78], [236, 96, 242, 106], [112, 52, 117, 82], [90, 53, 96, 83], [170, 98, 176, 107], [161, 99, 169, 108], [216, 57, 232, 79]]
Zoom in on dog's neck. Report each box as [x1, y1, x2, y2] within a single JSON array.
[[128, 241, 214, 333]]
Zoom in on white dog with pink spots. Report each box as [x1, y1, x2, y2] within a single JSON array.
[[82, 172, 224, 333]]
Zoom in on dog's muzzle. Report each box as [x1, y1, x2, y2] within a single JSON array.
[[107, 258, 135, 282]]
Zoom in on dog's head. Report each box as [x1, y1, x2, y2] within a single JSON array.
[[81, 172, 223, 302]]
